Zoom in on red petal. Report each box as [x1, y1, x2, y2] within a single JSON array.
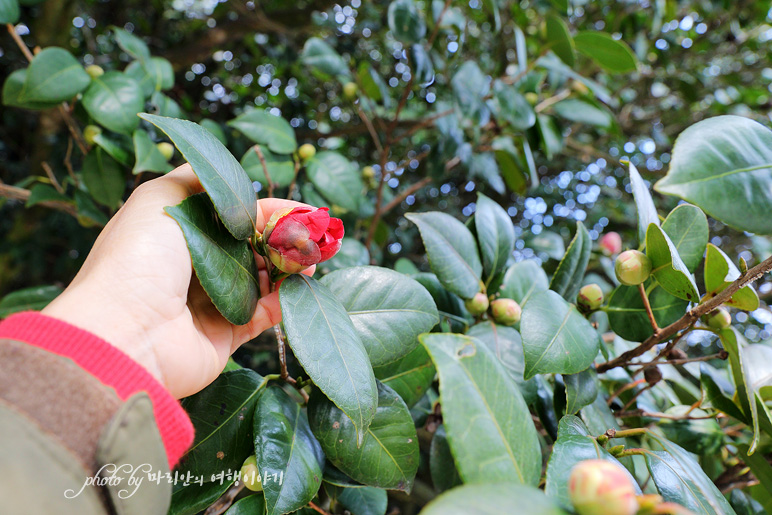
[[267, 217, 322, 266], [326, 216, 345, 239], [319, 237, 342, 262]]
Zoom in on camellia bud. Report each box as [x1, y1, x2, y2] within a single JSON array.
[[600, 232, 623, 256], [465, 292, 489, 316], [702, 307, 731, 330], [490, 298, 522, 326], [614, 250, 652, 286], [525, 92, 539, 105], [156, 142, 174, 161], [568, 460, 639, 515], [298, 143, 316, 162], [343, 81, 358, 99], [577, 284, 604, 313], [85, 64, 104, 79], [83, 124, 102, 145], [362, 166, 376, 180], [240, 455, 263, 492], [261, 206, 344, 275]]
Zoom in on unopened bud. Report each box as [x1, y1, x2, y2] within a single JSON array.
[[490, 298, 521, 326], [577, 284, 604, 313], [83, 125, 102, 145], [600, 232, 623, 256], [465, 292, 489, 316], [568, 460, 639, 515], [702, 307, 731, 330], [614, 250, 652, 286], [156, 142, 174, 160], [525, 92, 539, 105], [343, 82, 358, 99], [644, 366, 662, 386], [240, 455, 263, 492], [298, 143, 316, 162], [85, 64, 104, 79]]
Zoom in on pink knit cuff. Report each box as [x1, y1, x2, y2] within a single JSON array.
[[0, 311, 194, 468]]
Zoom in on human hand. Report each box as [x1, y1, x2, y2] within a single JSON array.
[[42, 164, 313, 399]]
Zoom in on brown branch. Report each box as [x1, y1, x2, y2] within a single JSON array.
[[203, 482, 244, 515], [41, 162, 64, 193], [253, 145, 274, 198], [307, 501, 332, 515], [0, 181, 78, 218], [597, 254, 772, 373], [401, 108, 454, 140], [426, 0, 452, 49], [382, 177, 432, 214], [355, 101, 383, 154], [639, 283, 660, 333]]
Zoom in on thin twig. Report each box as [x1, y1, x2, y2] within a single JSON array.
[[534, 88, 571, 113], [307, 501, 332, 515], [426, 0, 452, 49], [401, 108, 454, 140], [6, 23, 33, 60], [0, 181, 79, 218], [356, 101, 383, 154], [638, 283, 660, 333], [382, 177, 432, 213], [203, 483, 244, 515], [64, 138, 79, 185], [254, 145, 274, 198], [41, 162, 64, 193], [286, 156, 301, 200]]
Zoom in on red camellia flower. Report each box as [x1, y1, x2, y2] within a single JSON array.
[[262, 206, 344, 274]]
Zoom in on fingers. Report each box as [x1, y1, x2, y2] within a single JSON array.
[[231, 291, 282, 349]]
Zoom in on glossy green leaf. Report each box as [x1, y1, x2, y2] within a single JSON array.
[[538, 54, 616, 106], [737, 444, 772, 514], [408, 43, 434, 86], [467, 321, 537, 405], [25, 184, 72, 208], [113, 26, 151, 62], [201, 119, 227, 145], [699, 363, 746, 422], [301, 37, 351, 78], [646, 223, 699, 302], [306, 152, 362, 214], [335, 486, 387, 515], [469, 152, 505, 195], [492, 80, 535, 130], [661, 204, 709, 273], [545, 15, 575, 67], [655, 115, 772, 234], [703, 244, 759, 311], [563, 368, 598, 415], [573, 31, 637, 73], [132, 130, 170, 174], [125, 58, 174, 97], [429, 425, 462, 493], [224, 494, 266, 515], [412, 272, 471, 333], [165, 194, 259, 325], [253, 386, 324, 515], [420, 333, 541, 486], [140, 114, 257, 240], [2, 69, 60, 110], [240, 146, 295, 188], [280, 274, 378, 441], [494, 140, 527, 195], [323, 464, 364, 488], [372, 344, 435, 408], [169, 478, 234, 515], [520, 290, 600, 379], [0, 285, 62, 318], [658, 406, 724, 455], [178, 369, 266, 479], [74, 189, 109, 227], [421, 483, 568, 515], [93, 131, 133, 166], [451, 61, 490, 125], [316, 238, 369, 275], [150, 91, 184, 118], [628, 161, 659, 244], [474, 193, 515, 282], [308, 382, 418, 491], [498, 260, 549, 307], [606, 283, 688, 342], [387, 0, 426, 44], [82, 72, 143, 135], [20, 47, 91, 103], [82, 148, 125, 210], [643, 432, 735, 514], [0, 0, 20, 24], [537, 114, 564, 159], [549, 221, 591, 301], [321, 266, 438, 367], [228, 109, 297, 154], [552, 99, 612, 128], [406, 211, 482, 299]]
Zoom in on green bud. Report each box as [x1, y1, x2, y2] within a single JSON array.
[[240, 455, 263, 492], [465, 292, 489, 316], [83, 125, 102, 145], [156, 142, 174, 161], [362, 166, 376, 180], [525, 92, 539, 105], [490, 298, 521, 326], [298, 143, 316, 162], [343, 81, 358, 99], [577, 284, 604, 313], [85, 64, 104, 79], [702, 307, 731, 330], [614, 250, 652, 286], [568, 460, 639, 515]]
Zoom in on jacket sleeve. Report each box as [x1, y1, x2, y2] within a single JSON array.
[[0, 311, 195, 514]]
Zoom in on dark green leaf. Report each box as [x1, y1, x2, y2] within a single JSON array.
[[2, 69, 60, 110], [82, 72, 144, 135], [125, 58, 174, 97], [564, 368, 598, 415], [74, 189, 109, 227], [165, 194, 260, 325], [20, 47, 91, 103], [406, 211, 482, 299], [408, 44, 434, 86], [387, 0, 426, 44], [308, 382, 418, 491], [475, 193, 515, 282], [0, 0, 20, 24], [254, 387, 324, 515], [498, 260, 549, 307], [132, 130, 170, 174], [82, 148, 125, 210], [421, 483, 568, 515], [316, 238, 369, 275], [113, 27, 151, 62], [150, 91, 184, 118], [140, 114, 257, 240], [469, 152, 505, 195], [280, 274, 378, 441], [429, 425, 462, 492], [321, 266, 438, 366], [492, 80, 535, 130], [628, 161, 659, 244], [520, 290, 600, 378], [373, 344, 435, 408], [704, 244, 759, 311], [606, 283, 688, 342], [240, 146, 295, 188], [412, 272, 472, 333], [658, 406, 724, 455], [228, 109, 297, 154], [661, 204, 709, 273], [25, 184, 71, 208], [224, 495, 266, 515], [451, 61, 490, 125], [545, 15, 575, 67], [699, 363, 746, 422], [201, 119, 227, 145], [93, 131, 133, 167], [574, 31, 637, 73], [552, 99, 612, 128], [421, 333, 541, 485], [306, 152, 362, 214], [0, 285, 63, 318], [169, 479, 235, 515], [737, 444, 772, 514], [646, 223, 699, 302], [537, 114, 563, 159], [301, 37, 351, 78], [336, 486, 387, 515], [549, 221, 591, 301]]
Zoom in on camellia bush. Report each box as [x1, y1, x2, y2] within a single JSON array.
[[2, 1, 772, 514]]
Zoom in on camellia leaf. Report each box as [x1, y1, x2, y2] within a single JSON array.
[[140, 114, 257, 240], [227, 109, 297, 155], [520, 290, 600, 379], [2, 69, 60, 110], [253, 386, 324, 515], [169, 479, 235, 515], [165, 194, 260, 325], [132, 130, 170, 174], [498, 259, 549, 307], [223, 495, 266, 515], [0, 0, 20, 24], [301, 37, 351, 78], [25, 184, 72, 208], [125, 58, 174, 97], [82, 72, 144, 135], [537, 114, 564, 159], [451, 61, 490, 125], [429, 425, 462, 493], [654, 115, 772, 234], [112, 26, 151, 62], [737, 444, 772, 514], [703, 244, 759, 311], [469, 152, 505, 195], [320, 266, 438, 367], [646, 223, 699, 302], [699, 363, 747, 422], [178, 369, 266, 479], [316, 238, 369, 275], [563, 368, 598, 415], [240, 146, 295, 188], [409, 44, 434, 86], [573, 31, 637, 73], [628, 161, 659, 244], [387, 0, 426, 44], [606, 283, 688, 342], [475, 193, 515, 282], [20, 47, 91, 103], [308, 382, 418, 491], [82, 148, 125, 210], [305, 151, 362, 214], [0, 285, 63, 318], [661, 203, 709, 273], [334, 486, 387, 515], [552, 99, 612, 128], [545, 15, 575, 67], [406, 211, 483, 299], [491, 80, 535, 130], [421, 483, 568, 515], [467, 321, 537, 405], [549, 221, 591, 301], [280, 274, 378, 442], [93, 131, 133, 167], [373, 344, 436, 408], [150, 91, 184, 118], [420, 333, 541, 486]]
